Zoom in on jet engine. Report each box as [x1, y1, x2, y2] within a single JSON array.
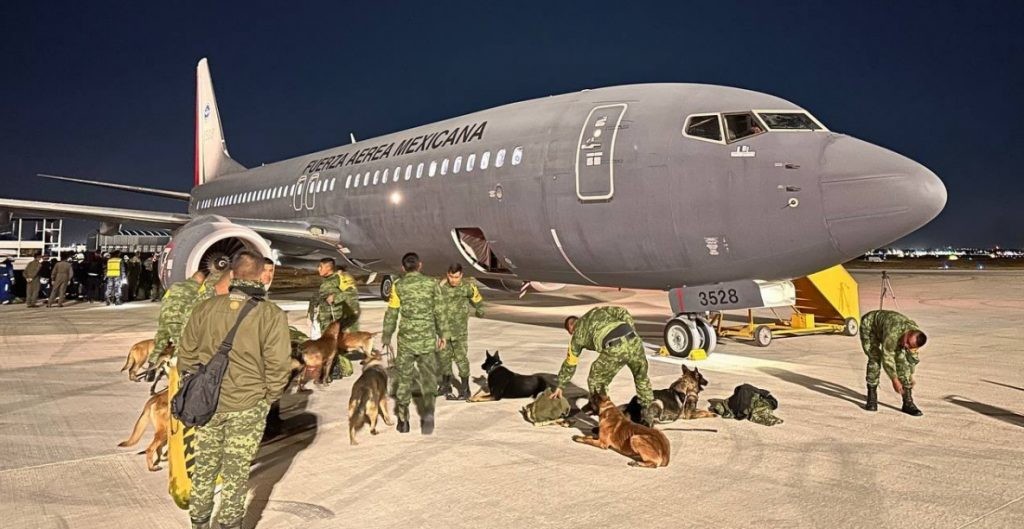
[[159, 216, 272, 286]]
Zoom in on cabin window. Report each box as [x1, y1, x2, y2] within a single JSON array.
[[394, 167, 401, 182], [757, 112, 823, 131], [345, 175, 352, 189], [353, 174, 360, 188], [480, 151, 490, 170], [416, 163, 424, 179], [329, 178, 336, 191], [373, 170, 380, 185], [290, 185, 296, 196], [429, 161, 437, 177], [723, 112, 766, 143], [453, 156, 463, 173], [441, 158, 449, 175], [405, 165, 412, 180], [382, 168, 390, 184], [467, 153, 476, 171], [684, 114, 722, 142], [495, 149, 506, 168], [512, 147, 523, 165], [363, 172, 370, 186]]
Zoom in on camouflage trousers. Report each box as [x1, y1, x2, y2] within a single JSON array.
[[588, 337, 654, 408], [152, 323, 182, 363], [864, 346, 914, 388], [710, 396, 784, 426], [104, 277, 122, 303], [190, 400, 269, 525], [394, 350, 438, 421], [438, 335, 471, 379]]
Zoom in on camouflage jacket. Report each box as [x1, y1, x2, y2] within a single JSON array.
[[557, 306, 637, 389], [178, 280, 292, 411], [437, 277, 484, 338], [153, 278, 203, 350], [861, 310, 922, 380], [199, 269, 224, 300], [382, 271, 448, 355], [308, 271, 360, 329]]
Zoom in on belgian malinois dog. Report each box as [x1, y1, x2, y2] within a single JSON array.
[[573, 393, 671, 468], [118, 389, 170, 471], [121, 339, 155, 381], [337, 330, 379, 357], [347, 352, 392, 445], [625, 364, 716, 424], [297, 320, 343, 388]]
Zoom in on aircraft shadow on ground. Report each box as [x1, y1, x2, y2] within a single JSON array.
[[245, 389, 324, 527], [943, 395, 1024, 428], [758, 367, 901, 411]]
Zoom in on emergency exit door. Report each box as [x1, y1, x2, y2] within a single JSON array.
[[575, 103, 627, 201]]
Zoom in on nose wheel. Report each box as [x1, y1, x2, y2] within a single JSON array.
[[663, 315, 717, 357]]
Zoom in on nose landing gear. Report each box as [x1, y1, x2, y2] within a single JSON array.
[[663, 314, 717, 357]]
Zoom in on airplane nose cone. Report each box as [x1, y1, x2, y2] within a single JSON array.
[[821, 136, 946, 257]]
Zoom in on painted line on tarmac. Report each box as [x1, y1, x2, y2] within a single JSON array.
[[955, 491, 1024, 528]]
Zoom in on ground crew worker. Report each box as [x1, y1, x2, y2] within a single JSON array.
[[860, 309, 927, 416], [126, 254, 142, 302], [383, 252, 448, 434], [85, 253, 103, 302], [149, 270, 207, 365], [437, 263, 484, 400], [104, 251, 125, 305], [24, 253, 43, 308], [0, 257, 14, 305], [551, 306, 657, 426], [177, 251, 291, 529], [47, 255, 73, 307]]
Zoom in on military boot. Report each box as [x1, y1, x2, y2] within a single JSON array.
[[437, 374, 453, 399], [456, 376, 471, 401], [421, 412, 435, 435], [218, 520, 243, 529], [865, 385, 878, 412], [640, 403, 659, 427], [189, 517, 211, 529], [396, 405, 410, 433], [901, 387, 923, 416]]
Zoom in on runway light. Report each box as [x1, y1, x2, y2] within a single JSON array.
[[389, 191, 403, 205]]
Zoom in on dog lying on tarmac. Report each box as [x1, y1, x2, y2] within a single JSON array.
[[624, 364, 716, 424], [121, 339, 155, 381], [574, 393, 671, 468], [468, 351, 550, 402], [297, 320, 343, 389], [348, 352, 393, 445], [118, 388, 170, 471]]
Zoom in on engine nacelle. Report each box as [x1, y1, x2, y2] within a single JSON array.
[[159, 216, 272, 286]]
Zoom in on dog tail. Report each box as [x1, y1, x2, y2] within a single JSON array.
[[120, 348, 134, 372], [118, 401, 151, 448]]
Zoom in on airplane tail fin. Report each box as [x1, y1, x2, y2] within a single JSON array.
[[195, 58, 246, 185]]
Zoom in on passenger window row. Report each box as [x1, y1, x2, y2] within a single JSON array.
[[197, 146, 525, 209]]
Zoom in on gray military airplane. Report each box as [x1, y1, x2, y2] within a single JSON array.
[[0, 58, 946, 355]]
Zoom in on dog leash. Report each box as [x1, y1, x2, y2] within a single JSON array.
[[660, 428, 718, 433]]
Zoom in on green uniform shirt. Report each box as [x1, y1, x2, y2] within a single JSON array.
[[437, 277, 484, 338], [861, 309, 922, 382], [557, 306, 637, 389], [308, 271, 361, 331], [382, 271, 448, 355], [153, 278, 203, 353]]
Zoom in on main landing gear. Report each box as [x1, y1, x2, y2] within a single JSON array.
[[663, 314, 717, 357]]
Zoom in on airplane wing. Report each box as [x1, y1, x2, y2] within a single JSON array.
[[0, 197, 190, 229], [37, 174, 192, 201]]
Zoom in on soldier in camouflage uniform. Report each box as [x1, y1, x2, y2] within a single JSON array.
[[177, 251, 291, 529], [307, 258, 360, 378], [437, 263, 484, 400], [860, 309, 928, 416], [552, 306, 657, 426], [149, 270, 207, 366], [383, 252, 448, 434]]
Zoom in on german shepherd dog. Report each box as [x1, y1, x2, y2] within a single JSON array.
[[574, 393, 671, 468], [347, 352, 392, 445], [121, 339, 156, 381], [468, 350, 549, 402], [625, 364, 716, 424], [297, 320, 343, 389], [118, 388, 170, 471]]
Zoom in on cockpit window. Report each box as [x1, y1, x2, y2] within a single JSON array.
[[723, 112, 766, 143], [684, 114, 722, 142], [757, 112, 822, 130]]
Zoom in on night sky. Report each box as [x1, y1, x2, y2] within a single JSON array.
[[2, 1, 1021, 248]]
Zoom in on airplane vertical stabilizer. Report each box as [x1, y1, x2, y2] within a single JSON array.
[[195, 58, 246, 185]]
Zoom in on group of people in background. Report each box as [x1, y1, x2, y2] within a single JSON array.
[[0, 250, 162, 307]]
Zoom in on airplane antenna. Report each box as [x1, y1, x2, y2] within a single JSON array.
[[350, 133, 357, 144]]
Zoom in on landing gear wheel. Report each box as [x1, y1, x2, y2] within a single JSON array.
[[663, 318, 699, 357], [694, 317, 717, 354], [842, 317, 859, 337], [380, 275, 393, 301], [753, 325, 773, 347]]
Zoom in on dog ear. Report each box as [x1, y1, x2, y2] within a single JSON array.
[[494, 351, 501, 360], [681, 364, 691, 373], [485, 350, 491, 359]]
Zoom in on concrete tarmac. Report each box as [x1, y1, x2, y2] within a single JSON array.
[[0, 271, 1021, 529]]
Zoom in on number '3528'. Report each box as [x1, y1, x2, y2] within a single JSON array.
[[698, 289, 739, 306]]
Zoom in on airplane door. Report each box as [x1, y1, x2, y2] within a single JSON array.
[[305, 173, 320, 210], [292, 175, 306, 211], [575, 104, 627, 201]]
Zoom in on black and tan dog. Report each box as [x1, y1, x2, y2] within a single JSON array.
[[348, 352, 392, 445], [574, 393, 671, 468], [625, 364, 715, 424], [118, 388, 170, 471], [468, 350, 550, 402]]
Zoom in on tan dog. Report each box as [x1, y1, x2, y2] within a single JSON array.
[[297, 320, 342, 389], [573, 393, 671, 468], [118, 389, 170, 471], [347, 352, 393, 445], [120, 339, 155, 381], [337, 330, 379, 357]]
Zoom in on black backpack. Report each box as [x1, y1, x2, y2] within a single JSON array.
[[171, 297, 259, 427]]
